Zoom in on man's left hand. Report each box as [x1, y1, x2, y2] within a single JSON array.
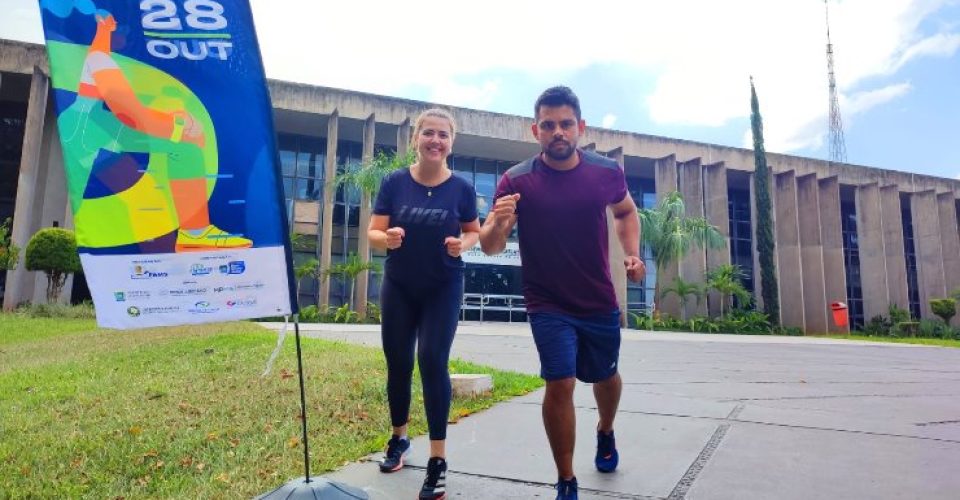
[[624, 255, 645, 283]]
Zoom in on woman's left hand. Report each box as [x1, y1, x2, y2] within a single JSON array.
[[444, 236, 463, 257]]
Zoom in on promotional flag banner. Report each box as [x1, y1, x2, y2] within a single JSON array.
[[37, 0, 295, 328]]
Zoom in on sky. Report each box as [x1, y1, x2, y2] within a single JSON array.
[[2, 0, 959, 179]]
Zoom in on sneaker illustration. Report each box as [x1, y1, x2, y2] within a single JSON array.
[[175, 224, 252, 252]]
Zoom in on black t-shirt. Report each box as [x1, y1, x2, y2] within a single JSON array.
[[373, 168, 478, 283]]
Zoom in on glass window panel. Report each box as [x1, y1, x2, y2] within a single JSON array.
[[296, 179, 320, 201], [280, 150, 296, 176], [296, 151, 314, 178], [454, 170, 473, 184]]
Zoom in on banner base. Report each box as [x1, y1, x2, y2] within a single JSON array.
[[255, 477, 368, 499]]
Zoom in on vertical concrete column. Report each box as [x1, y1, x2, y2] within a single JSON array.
[[855, 183, 888, 321], [355, 113, 376, 317], [32, 106, 70, 304], [818, 176, 848, 333], [937, 193, 960, 307], [703, 162, 730, 318], [880, 186, 909, 311], [774, 171, 805, 330], [910, 190, 946, 319], [396, 117, 411, 157], [678, 158, 707, 318], [654, 154, 680, 318], [4, 67, 48, 310], [318, 110, 339, 309], [796, 174, 828, 333], [606, 147, 628, 326]]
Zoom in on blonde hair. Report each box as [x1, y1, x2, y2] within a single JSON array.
[[411, 108, 457, 160]]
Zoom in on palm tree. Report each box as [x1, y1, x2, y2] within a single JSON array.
[[293, 258, 318, 309], [322, 252, 382, 312], [660, 277, 703, 320], [334, 149, 415, 315], [705, 264, 752, 318], [638, 191, 726, 317]]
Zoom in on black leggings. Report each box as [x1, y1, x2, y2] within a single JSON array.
[[380, 274, 463, 440]]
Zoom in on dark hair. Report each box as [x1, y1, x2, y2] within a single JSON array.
[[534, 86, 581, 121]]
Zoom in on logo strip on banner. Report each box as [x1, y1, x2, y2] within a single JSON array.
[[38, 0, 293, 328]]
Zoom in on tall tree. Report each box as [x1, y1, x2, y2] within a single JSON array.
[[638, 191, 725, 317], [751, 77, 780, 325]]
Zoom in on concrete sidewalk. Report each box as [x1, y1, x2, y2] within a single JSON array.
[[262, 322, 960, 499]]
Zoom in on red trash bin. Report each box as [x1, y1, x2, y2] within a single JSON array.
[[830, 302, 848, 328]]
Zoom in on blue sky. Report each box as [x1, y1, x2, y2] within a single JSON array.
[[3, 0, 959, 178]]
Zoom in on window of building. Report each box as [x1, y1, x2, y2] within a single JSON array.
[[840, 200, 864, 329], [728, 188, 755, 303], [901, 200, 922, 319], [628, 177, 657, 314]]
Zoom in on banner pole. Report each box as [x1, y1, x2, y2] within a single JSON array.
[[293, 314, 311, 482]]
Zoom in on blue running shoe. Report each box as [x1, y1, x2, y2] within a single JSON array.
[[555, 476, 578, 500], [378, 435, 411, 473], [595, 429, 619, 473]]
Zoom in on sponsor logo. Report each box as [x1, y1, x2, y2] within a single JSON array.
[[140, 306, 180, 315], [131, 265, 168, 280], [190, 264, 213, 276], [115, 291, 150, 302], [166, 287, 208, 297], [235, 282, 265, 291], [126, 306, 140, 317], [189, 301, 219, 314], [226, 297, 257, 308], [213, 285, 236, 293], [218, 261, 246, 275]]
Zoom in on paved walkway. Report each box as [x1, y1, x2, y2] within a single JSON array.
[[262, 322, 960, 499]]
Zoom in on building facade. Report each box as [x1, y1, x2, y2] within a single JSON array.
[[3, 38, 959, 332]]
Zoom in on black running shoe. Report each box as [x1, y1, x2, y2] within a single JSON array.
[[419, 456, 447, 500], [378, 435, 411, 473]]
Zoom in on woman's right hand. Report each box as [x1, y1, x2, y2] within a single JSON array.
[[385, 227, 405, 249]]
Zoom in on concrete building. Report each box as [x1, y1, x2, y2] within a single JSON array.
[[2, 38, 959, 332]]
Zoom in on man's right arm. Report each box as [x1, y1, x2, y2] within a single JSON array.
[[479, 193, 519, 255]]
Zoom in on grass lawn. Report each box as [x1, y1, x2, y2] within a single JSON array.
[[825, 334, 960, 348], [0, 315, 543, 498]]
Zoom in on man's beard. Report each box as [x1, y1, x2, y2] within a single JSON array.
[[544, 139, 576, 161]]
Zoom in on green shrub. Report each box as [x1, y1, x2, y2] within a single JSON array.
[[0, 217, 20, 271], [299, 304, 321, 322], [888, 304, 911, 324], [862, 315, 892, 336], [893, 321, 919, 337], [16, 302, 96, 319], [25, 228, 81, 303], [918, 319, 949, 339], [930, 298, 956, 325], [365, 301, 382, 324]]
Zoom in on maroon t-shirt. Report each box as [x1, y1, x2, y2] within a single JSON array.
[[495, 149, 628, 316]]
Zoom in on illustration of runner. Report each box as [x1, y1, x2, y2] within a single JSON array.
[[45, 0, 252, 253]]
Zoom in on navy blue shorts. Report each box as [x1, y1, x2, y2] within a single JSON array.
[[528, 310, 621, 383]]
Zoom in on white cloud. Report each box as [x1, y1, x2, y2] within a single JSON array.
[[3, 0, 957, 153], [601, 114, 617, 128], [429, 79, 501, 110]]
